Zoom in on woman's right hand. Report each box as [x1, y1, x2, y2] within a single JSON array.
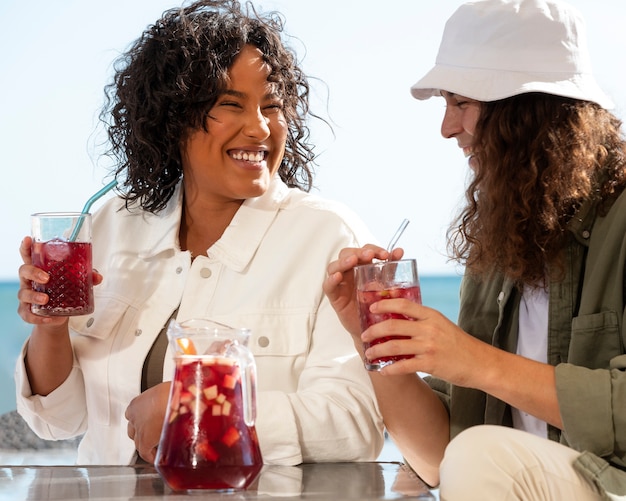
[[323, 244, 404, 340], [17, 236, 68, 328], [17, 236, 103, 327]]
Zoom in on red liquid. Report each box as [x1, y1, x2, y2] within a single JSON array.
[[155, 357, 263, 492], [31, 239, 94, 316], [357, 285, 422, 367]]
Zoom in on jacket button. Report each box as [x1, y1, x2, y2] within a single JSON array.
[[86, 318, 94, 327], [176, 266, 183, 274], [200, 268, 212, 278], [582, 230, 590, 239], [135, 329, 142, 337], [258, 336, 270, 348]]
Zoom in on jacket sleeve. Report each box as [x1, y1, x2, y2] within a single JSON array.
[[254, 294, 385, 465], [14, 340, 88, 441], [556, 355, 626, 469]]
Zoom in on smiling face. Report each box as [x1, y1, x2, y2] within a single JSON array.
[[180, 45, 288, 205], [440, 91, 482, 170]]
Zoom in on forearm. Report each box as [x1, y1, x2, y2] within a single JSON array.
[[369, 372, 449, 487], [472, 344, 562, 429], [24, 323, 73, 396]]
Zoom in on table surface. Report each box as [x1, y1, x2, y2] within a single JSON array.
[[0, 462, 436, 500]]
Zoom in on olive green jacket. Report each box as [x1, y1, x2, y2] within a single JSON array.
[[427, 189, 626, 498]]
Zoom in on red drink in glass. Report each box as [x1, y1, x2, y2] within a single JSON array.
[[155, 356, 263, 492], [31, 239, 94, 316], [357, 285, 422, 367]]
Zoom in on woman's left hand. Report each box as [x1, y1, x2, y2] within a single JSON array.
[[125, 382, 171, 463]]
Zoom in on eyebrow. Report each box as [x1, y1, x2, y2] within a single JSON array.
[[221, 89, 280, 100]]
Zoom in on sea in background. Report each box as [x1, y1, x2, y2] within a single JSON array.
[[0, 275, 462, 415]]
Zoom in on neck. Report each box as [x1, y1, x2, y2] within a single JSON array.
[[179, 195, 242, 259]]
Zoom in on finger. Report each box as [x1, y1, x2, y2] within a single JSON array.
[[92, 269, 104, 286], [359, 243, 390, 259], [326, 253, 359, 277], [335, 244, 389, 265], [17, 304, 63, 326], [19, 263, 49, 287], [16, 266, 66, 325], [138, 446, 157, 464], [364, 333, 413, 359], [378, 357, 421, 376], [127, 421, 135, 440], [19, 237, 33, 264], [388, 247, 405, 261], [362, 318, 417, 344], [369, 298, 427, 319]]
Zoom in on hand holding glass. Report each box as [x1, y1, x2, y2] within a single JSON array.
[[30, 212, 94, 317], [354, 259, 421, 371]]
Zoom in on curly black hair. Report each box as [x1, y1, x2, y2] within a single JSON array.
[[100, 0, 316, 213]]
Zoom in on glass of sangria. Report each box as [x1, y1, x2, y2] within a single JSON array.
[[155, 319, 263, 493], [30, 212, 94, 317], [354, 259, 421, 371]]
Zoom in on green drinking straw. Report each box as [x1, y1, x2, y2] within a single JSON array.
[[69, 179, 118, 241]]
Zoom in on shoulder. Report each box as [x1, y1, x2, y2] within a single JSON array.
[[280, 187, 376, 244], [591, 189, 626, 242]]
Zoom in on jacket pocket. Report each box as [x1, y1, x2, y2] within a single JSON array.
[[220, 312, 312, 357], [569, 310, 621, 369], [71, 296, 133, 340]]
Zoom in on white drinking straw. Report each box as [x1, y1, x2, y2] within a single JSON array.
[[386, 218, 410, 253]]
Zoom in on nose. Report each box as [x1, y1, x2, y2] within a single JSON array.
[[440, 106, 461, 139], [243, 107, 271, 139]]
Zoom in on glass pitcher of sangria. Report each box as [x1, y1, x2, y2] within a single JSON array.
[[155, 318, 263, 492]]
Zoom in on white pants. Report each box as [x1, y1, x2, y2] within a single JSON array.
[[439, 425, 603, 501]]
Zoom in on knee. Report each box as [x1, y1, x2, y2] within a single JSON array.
[[439, 425, 515, 498], [442, 425, 505, 469]]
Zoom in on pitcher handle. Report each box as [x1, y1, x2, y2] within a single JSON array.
[[240, 350, 257, 427]]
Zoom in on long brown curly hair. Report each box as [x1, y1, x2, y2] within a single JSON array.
[[100, 0, 317, 213], [448, 93, 626, 287]]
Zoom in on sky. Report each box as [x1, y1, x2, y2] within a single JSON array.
[[1, 0, 625, 281]]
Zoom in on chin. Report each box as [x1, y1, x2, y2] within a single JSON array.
[[245, 179, 272, 198]]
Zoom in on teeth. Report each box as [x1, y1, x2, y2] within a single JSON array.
[[231, 150, 265, 162]]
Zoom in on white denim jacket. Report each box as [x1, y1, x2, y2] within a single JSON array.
[[16, 178, 384, 465]]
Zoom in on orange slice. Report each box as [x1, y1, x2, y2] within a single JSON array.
[[176, 337, 197, 355]]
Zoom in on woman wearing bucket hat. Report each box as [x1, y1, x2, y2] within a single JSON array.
[[324, 0, 626, 499]]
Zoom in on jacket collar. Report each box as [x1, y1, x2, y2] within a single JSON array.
[[135, 177, 291, 272], [566, 195, 598, 247]]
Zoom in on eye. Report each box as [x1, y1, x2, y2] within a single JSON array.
[[218, 100, 242, 109], [263, 99, 284, 113], [456, 98, 479, 109]]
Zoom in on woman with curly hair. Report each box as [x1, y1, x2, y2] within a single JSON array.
[[324, 0, 626, 499], [15, 0, 384, 465]]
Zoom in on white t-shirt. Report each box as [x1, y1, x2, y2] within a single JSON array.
[[512, 284, 549, 438]]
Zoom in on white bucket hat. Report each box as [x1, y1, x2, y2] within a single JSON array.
[[410, 0, 614, 109]]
